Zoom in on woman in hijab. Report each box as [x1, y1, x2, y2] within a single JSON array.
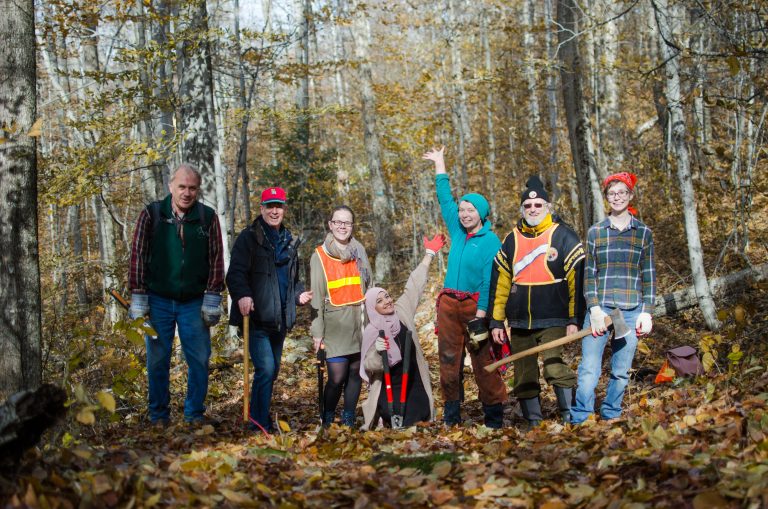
[[360, 234, 446, 430], [310, 205, 372, 427]]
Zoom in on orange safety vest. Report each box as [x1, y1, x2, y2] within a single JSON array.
[[511, 225, 559, 285], [315, 246, 365, 306]]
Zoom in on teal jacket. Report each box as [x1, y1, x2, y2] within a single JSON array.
[[436, 174, 501, 311]]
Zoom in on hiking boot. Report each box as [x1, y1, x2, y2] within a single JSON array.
[[322, 410, 336, 427], [151, 419, 170, 431], [185, 415, 221, 429], [341, 410, 356, 427], [554, 386, 573, 424], [443, 400, 461, 426], [519, 397, 543, 428], [482, 403, 504, 429]]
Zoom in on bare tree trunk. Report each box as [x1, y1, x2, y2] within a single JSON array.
[[481, 10, 497, 223], [0, 0, 42, 398], [178, 0, 217, 200], [352, 2, 393, 283], [68, 205, 88, 306], [557, 0, 604, 234], [653, 0, 720, 330], [522, 0, 541, 134], [232, 0, 252, 228], [543, 0, 560, 201], [446, 0, 471, 194], [295, 0, 310, 158], [596, 0, 622, 175], [151, 0, 174, 189]]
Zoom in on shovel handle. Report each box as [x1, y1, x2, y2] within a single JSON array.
[[483, 317, 615, 373], [243, 315, 250, 423]]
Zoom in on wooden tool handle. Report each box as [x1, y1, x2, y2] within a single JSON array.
[[483, 317, 614, 373], [243, 316, 250, 423]]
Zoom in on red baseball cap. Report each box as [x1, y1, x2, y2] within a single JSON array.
[[261, 187, 287, 204]]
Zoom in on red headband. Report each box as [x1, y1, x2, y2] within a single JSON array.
[[602, 172, 637, 192]]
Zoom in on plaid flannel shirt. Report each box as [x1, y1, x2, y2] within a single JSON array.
[[584, 216, 655, 314], [129, 205, 225, 295]]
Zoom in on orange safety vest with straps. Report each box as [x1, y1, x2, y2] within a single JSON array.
[[315, 246, 365, 306], [512, 225, 560, 285]]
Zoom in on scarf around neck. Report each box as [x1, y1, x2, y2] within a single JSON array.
[[360, 287, 402, 383]]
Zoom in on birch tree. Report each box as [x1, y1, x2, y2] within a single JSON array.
[[0, 0, 41, 397], [653, 0, 720, 330]]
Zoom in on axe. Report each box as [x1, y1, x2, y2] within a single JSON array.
[[483, 308, 630, 373]]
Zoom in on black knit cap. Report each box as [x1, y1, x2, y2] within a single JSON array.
[[520, 175, 549, 204]]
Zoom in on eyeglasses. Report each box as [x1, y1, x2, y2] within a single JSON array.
[[523, 203, 544, 209], [330, 220, 353, 228], [606, 190, 630, 199]]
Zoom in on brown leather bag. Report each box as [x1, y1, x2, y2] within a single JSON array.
[[666, 346, 704, 377]]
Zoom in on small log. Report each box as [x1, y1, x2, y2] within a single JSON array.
[[0, 384, 66, 472], [654, 263, 768, 316]]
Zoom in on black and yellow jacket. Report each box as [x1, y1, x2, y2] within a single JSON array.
[[488, 214, 586, 330]]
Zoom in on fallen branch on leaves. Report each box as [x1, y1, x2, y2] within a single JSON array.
[[654, 262, 768, 316], [0, 384, 66, 472]]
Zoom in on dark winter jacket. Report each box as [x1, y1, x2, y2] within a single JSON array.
[[488, 214, 586, 330], [226, 217, 305, 331]]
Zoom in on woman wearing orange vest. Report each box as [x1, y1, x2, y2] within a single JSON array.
[[310, 206, 372, 427]]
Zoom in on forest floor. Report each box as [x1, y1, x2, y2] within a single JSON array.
[[2, 281, 768, 509]]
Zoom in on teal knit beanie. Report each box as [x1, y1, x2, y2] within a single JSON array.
[[459, 193, 490, 221]]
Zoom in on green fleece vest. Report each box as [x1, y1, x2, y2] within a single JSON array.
[[146, 195, 214, 301]]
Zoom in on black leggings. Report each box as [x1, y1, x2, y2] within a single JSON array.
[[324, 353, 362, 414]]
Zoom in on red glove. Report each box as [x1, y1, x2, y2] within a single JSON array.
[[423, 234, 447, 255]]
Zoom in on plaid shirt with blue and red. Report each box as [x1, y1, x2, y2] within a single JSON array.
[[584, 216, 655, 314]]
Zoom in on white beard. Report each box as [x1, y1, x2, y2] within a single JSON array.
[[525, 214, 546, 227]]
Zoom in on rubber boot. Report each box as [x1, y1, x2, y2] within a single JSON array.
[[341, 410, 356, 427], [443, 400, 461, 426], [554, 386, 573, 424], [519, 397, 543, 428], [482, 403, 504, 429], [322, 410, 335, 427]]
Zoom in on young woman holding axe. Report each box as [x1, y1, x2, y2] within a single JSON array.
[[570, 172, 656, 424], [359, 234, 446, 430]]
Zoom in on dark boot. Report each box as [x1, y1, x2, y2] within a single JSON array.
[[341, 410, 356, 427], [554, 386, 573, 424], [519, 397, 543, 428], [482, 403, 504, 429], [443, 400, 461, 426], [322, 411, 335, 427]]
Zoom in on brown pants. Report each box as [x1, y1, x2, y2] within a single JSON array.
[[437, 296, 507, 405]]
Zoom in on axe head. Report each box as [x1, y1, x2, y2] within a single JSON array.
[[609, 308, 630, 339]]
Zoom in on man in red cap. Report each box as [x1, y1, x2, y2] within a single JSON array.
[[226, 187, 312, 432]]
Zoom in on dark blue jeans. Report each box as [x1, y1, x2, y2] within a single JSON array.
[[248, 326, 286, 430], [146, 293, 211, 423]]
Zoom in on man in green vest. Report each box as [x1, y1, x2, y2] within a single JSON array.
[[129, 164, 225, 427]]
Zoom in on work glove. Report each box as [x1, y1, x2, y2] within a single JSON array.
[[129, 293, 150, 321], [375, 336, 389, 352], [636, 312, 653, 335], [467, 317, 489, 351], [423, 233, 447, 255], [589, 306, 608, 337], [201, 293, 222, 327]]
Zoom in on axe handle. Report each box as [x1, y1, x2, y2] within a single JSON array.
[[483, 317, 614, 373], [109, 290, 130, 310]]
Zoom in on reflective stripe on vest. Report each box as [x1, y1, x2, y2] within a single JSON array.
[[315, 246, 365, 306], [512, 225, 559, 285]]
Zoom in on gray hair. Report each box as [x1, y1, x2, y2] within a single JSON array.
[[171, 163, 202, 185]]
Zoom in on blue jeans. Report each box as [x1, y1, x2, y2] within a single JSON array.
[[248, 326, 286, 430], [571, 306, 641, 424], [146, 293, 211, 423]]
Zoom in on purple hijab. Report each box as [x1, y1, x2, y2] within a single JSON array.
[[360, 287, 403, 382]]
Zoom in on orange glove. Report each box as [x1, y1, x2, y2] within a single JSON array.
[[423, 234, 447, 255]]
